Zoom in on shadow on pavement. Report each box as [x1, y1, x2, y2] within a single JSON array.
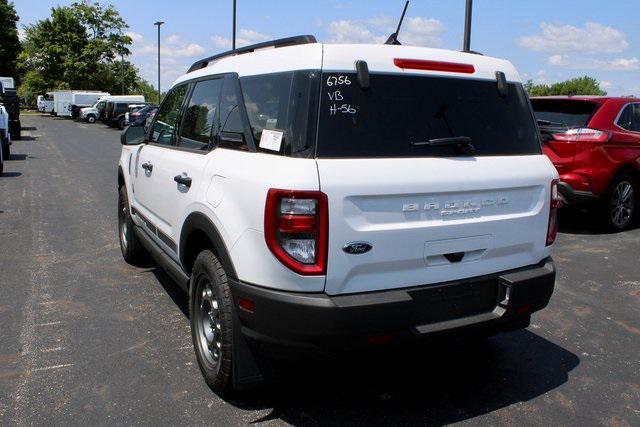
[[151, 266, 189, 318], [8, 153, 27, 161], [1, 172, 22, 178], [558, 208, 639, 235], [231, 331, 579, 425]]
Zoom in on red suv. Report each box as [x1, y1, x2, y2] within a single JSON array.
[[531, 96, 640, 230]]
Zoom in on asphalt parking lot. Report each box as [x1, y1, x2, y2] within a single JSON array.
[[0, 114, 638, 426]]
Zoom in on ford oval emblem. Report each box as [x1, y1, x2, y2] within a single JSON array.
[[342, 242, 373, 255]]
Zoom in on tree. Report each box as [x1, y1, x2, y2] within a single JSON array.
[[524, 76, 607, 96], [17, 1, 136, 104], [0, 0, 21, 78]]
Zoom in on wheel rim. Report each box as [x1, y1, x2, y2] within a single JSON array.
[[119, 196, 128, 249], [610, 181, 634, 228], [195, 276, 222, 366]]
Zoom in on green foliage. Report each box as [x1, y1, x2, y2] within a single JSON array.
[[17, 1, 157, 105], [524, 76, 607, 97], [0, 0, 21, 78]]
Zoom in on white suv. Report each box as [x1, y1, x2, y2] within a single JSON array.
[[118, 35, 559, 393]]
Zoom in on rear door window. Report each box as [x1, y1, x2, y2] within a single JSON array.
[[316, 73, 541, 158], [179, 78, 223, 150]]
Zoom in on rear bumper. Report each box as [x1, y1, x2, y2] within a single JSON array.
[[558, 181, 600, 207], [230, 258, 555, 359]]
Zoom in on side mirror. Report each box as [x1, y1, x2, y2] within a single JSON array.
[[121, 122, 146, 145]]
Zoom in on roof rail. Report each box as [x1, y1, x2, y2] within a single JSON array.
[[187, 34, 317, 73]]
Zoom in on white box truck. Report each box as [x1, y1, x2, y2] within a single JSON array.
[[37, 94, 55, 113]]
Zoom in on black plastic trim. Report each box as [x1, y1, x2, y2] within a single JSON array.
[[179, 212, 238, 279], [558, 181, 600, 206], [134, 225, 189, 291], [229, 257, 556, 357]]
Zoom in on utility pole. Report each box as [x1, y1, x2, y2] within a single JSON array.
[[154, 21, 165, 103], [463, 0, 473, 52], [232, 0, 237, 50]]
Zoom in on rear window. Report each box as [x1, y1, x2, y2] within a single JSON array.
[[316, 73, 541, 158], [531, 99, 598, 128]]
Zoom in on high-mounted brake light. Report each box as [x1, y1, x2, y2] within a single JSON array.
[[546, 179, 562, 246], [552, 127, 610, 143], [265, 189, 328, 275], [393, 58, 475, 74]]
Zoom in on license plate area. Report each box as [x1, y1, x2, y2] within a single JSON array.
[[408, 278, 499, 326]]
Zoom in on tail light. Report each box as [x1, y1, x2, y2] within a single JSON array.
[[552, 128, 610, 143], [546, 180, 562, 246], [264, 189, 328, 275]]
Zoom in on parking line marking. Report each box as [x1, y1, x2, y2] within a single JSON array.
[[36, 321, 62, 327], [31, 363, 74, 372], [41, 347, 63, 353]]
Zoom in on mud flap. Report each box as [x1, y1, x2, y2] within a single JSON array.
[[231, 303, 281, 390]]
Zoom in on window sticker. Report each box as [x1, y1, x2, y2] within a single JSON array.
[[259, 129, 283, 151]]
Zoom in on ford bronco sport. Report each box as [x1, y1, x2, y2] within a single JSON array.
[[118, 35, 559, 393]]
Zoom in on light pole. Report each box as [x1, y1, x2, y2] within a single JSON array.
[[154, 21, 164, 103], [463, 0, 473, 52], [232, 0, 237, 50], [121, 52, 125, 95]]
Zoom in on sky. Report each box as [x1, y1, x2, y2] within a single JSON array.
[[12, 0, 640, 96]]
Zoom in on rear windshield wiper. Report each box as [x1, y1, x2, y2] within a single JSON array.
[[411, 136, 475, 155], [537, 119, 566, 127]]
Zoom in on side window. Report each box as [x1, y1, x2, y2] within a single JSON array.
[[150, 84, 188, 145], [240, 71, 318, 156], [179, 78, 223, 150], [218, 78, 248, 150], [633, 104, 640, 132], [617, 104, 634, 131]]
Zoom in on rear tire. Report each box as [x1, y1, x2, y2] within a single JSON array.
[[190, 250, 235, 395], [604, 174, 637, 231], [118, 186, 147, 264], [1, 137, 9, 160], [118, 117, 126, 130]]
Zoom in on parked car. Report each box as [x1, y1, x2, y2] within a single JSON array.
[[0, 103, 10, 175], [124, 104, 154, 127], [0, 77, 21, 140], [144, 106, 159, 129], [106, 101, 146, 129], [532, 96, 640, 230], [118, 35, 558, 393]]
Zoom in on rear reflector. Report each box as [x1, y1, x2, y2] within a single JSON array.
[[394, 58, 475, 74], [238, 297, 255, 313], [546, 180, 562, 246]]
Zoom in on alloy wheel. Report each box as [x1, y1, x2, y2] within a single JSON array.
[[610, 180, 634, 228]]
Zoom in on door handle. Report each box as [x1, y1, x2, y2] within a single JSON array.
[[174, 175, 192, 187], [141, 162, 153, 172]]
